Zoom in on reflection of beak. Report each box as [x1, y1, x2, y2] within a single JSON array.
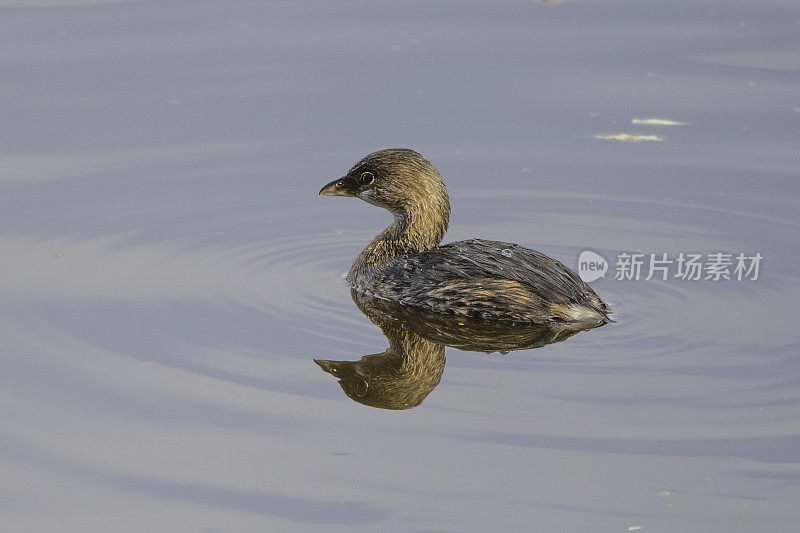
[[314, 359, 363, 381], [314, 359, 340, 374], [319, 177, 354, 197]]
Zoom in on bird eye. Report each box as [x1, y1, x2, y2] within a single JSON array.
[[360, 171, 375, 186]]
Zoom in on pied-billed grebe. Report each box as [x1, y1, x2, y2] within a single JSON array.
[[320, 148, 610, 324]]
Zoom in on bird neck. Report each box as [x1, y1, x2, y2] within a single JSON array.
[[348, 205, 449, 281]]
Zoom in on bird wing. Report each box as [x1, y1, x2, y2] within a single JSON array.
[[386, 239, 603, 310]]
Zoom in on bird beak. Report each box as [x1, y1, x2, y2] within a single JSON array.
[[319, 176, 356, 197]]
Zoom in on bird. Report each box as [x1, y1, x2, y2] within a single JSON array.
[[320, 148, 610, 324]]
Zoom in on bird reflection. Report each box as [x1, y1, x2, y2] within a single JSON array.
[[315, 290, 605, 410]]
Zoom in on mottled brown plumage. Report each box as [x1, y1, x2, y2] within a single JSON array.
[[320, 148, 610, 324]]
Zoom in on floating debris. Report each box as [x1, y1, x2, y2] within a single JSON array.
[[593, 133, 663, 142], [631, 118, 687, 126]]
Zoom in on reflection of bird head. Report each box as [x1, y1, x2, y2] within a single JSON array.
[[314, 359, 370, 399], [314, 324, 445, 410]]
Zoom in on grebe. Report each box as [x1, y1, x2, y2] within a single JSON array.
[[320, 148, 609, 324]]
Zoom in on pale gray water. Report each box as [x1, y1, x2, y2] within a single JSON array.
[[1, 1, 799, 531]]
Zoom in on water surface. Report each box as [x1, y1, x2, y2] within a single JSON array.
[[1, 1, 798, 531]]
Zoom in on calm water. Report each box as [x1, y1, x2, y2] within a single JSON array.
[[1, 1, 799, 531]]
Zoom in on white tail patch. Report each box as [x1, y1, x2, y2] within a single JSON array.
[[552, 302, 606, 323]]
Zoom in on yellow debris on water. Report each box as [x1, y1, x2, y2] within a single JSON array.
[[631, 118, 687, 126], [593, 133, 663, 142]]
